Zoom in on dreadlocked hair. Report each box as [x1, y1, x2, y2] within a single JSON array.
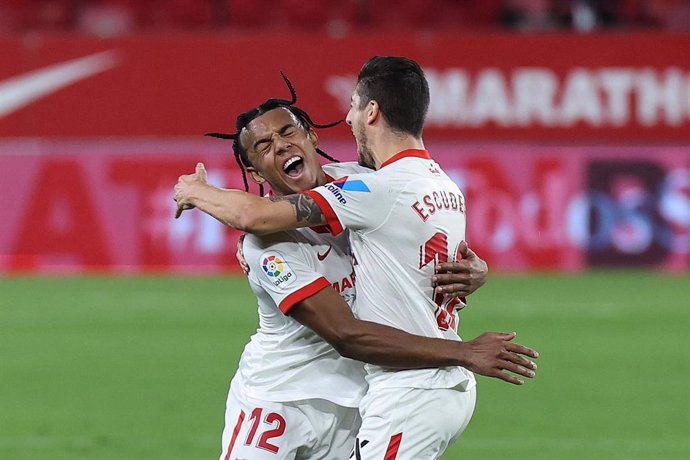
[[206, 73, 342, 195]]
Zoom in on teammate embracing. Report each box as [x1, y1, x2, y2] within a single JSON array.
[[175, 60, 539, 460]]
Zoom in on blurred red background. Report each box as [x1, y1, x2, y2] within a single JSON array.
[[1, 1, 688, 273]]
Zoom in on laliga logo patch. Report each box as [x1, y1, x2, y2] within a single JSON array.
[[261, 252, 296, 287], [262, 255, 284, 277]]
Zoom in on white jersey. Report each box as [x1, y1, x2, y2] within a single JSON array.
[[307, 149, 476, 391], [234, 162, 371, 408]]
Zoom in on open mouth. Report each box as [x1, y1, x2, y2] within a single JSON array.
[[283, 156, 305, 178]]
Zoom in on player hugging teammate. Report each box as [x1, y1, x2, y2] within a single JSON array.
[[175, 57, 539, 460]]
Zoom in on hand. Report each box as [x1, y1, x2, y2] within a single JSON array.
[[174, 162, 208, 218], [236, 234, 250, 275], [433, 241, 488, 297], [462, 332, 538, 385]]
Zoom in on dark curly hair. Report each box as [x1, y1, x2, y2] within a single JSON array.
[[206, 73, 341, 195]]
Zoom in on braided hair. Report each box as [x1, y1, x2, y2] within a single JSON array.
[[206, 73, 341, 195]]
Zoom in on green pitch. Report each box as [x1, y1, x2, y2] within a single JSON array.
[[1, 272, 689, 459]]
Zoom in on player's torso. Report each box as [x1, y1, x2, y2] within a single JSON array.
[[351, 159, 466, 334], [238, 214, 365, 407], [349, 158, 475, 390]]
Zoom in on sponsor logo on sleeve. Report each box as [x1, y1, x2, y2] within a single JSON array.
[[260, 252, 296, 287], [324, 176, 370, 204], [325, 183, 347, 203], [333, 177, 371, 192]]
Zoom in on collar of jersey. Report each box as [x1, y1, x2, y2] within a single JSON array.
[[379, 149, 431, 169]]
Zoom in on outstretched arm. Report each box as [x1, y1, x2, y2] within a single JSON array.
[[174, 162, 324, 234], [291, 286, 538, 385]]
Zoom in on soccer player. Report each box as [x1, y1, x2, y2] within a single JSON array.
[[182, 83, 493, 459], [175, 62, 538, 459]]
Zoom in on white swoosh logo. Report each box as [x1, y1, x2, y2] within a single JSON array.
[[0, 50, 119, 118]]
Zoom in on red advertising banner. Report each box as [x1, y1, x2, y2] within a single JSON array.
[[1, 140, 688, 273], [0, 33, 689, 141]]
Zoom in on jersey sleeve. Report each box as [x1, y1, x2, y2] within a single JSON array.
[[305, 173, 390, 236], [243, 234, 330, 314]]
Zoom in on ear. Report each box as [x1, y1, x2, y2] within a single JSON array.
[[307, 128, 320, 148], [366, 100, 380, 125], [247, 166, 266, 185]]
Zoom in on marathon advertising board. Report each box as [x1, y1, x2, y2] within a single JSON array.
[[0, 141, 688, 273], [0, 33, 688, 140]]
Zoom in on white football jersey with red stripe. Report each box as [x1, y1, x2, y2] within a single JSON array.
[[306, 150, 476, 391], [234, 162, 371, 407]]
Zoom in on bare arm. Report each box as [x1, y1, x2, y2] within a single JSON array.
[[291, 286, 538, 385], [173, 162, 325, 234]]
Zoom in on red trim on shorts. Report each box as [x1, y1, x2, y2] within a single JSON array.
[[380, 149, 431, 168], [224, 410, 246, 460], [384, 432, 403, 460], [304, 190, 344, 236], [279, 277, 331, 314]]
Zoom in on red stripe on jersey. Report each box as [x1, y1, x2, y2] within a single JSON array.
[[224, 410, 245, 460], [380, 149, 431, 168], [384, 432, 403, 460], [279, 277, 331, 314], [304, 190, 344, 236]]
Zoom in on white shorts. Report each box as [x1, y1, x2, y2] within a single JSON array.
[[219, 378, 361, 460], [351, 385, 476, 460]]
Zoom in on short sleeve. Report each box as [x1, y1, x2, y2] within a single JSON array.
[[243, 234, 330, 314], [305, 173, 391, 236]]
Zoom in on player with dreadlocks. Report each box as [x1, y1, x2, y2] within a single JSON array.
[[205, 73, 341, 197], [176, 75, 492, 460]]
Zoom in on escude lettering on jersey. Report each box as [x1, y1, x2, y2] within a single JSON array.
[[410, 189, 465, 222], [260, 251, 296, 288]]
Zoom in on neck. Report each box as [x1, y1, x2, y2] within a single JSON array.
[[371, 132, 425, 169]]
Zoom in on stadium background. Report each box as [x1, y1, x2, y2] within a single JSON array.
[[1, 1, 689, 459]]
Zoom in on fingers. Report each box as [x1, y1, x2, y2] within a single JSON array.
[[433, 272, 471, 284], [500, 359, 536, 380], [196, 162, 208, 181], [494, 370, 525, 386], [435, 262, 471, 274], [506, 342, 540, 359], [457, 240, 469, 259], [435, 284, 470, 297], [435, 285, 469, 297], [503, 351, 538, 372], [497, 331, 517, 341], [463, 245, 478, 260], [236, 234, 250, 275]]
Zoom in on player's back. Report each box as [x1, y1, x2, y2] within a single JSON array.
[[308, 150, 475, 391], [352, 155, 465, 337]]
